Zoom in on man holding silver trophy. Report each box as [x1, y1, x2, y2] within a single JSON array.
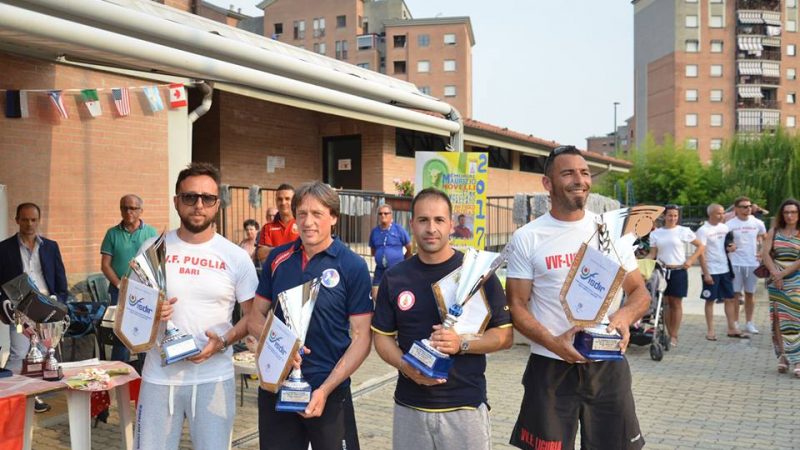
[[134, 163, 258, 450], [506, 146, 650, 450], [248, 181, 373, 450], [372, 188, 513, 450]]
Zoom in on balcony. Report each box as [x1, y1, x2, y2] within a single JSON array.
[[737, 109, 780, 133], [737, 0, 781, 12], [737, 48, 782, 61], [737, 98, 780, 109], [357, 34, 378, 51], [739, 75, 781, 86]]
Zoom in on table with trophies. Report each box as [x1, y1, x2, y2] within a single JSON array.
[[1, 274, 140, 450]]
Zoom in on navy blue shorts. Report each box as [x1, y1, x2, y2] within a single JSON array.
[[372, 266, 386, 287], [664, 268, 688, 298], [700, 272, 734, 302]]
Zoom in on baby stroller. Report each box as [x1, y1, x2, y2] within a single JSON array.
[[627, 259, 669, 361]]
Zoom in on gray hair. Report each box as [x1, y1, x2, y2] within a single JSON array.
[[292, 181, 340, 218], [120, 194, 143, 207], [707, 203, 723, 216]]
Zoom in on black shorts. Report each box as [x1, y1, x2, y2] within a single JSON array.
[[700, 272, 734, 302], [509, 354, 644, 450], [663, 268, 688, 298], [258, 384, 359, 450]]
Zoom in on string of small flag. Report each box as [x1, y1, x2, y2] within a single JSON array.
[[2, 83, 189, 119]]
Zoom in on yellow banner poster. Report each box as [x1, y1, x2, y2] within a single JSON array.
[[414, 151, 488, 249]]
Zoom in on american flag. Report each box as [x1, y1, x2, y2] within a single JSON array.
[[112, 88, 130, 116]]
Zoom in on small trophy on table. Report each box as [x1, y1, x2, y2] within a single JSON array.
[[273, 278, 321, 412], [402, 247, 508, 379], [561, 206, 664, 360]]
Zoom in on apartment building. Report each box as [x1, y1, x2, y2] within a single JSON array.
[[633, 0, 800, 161], [258, 0, 474, 117]]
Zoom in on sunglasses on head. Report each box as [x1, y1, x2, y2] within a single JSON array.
[[178, 192, 219, 207], [543, 145, 579, 173]]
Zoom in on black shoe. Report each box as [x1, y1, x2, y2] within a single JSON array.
[[34, 399, 51, 414], [94, 408, 109, 428]]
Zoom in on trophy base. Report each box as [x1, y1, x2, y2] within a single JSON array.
[[401, 339, 453, 380], [574, 328, 624, 361], [43, 367, 64, 381], [22, 361, 44, 378], [276, 378, 312, 413], [161, 334, 202, 366]]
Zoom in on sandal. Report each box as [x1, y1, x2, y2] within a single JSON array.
[[778, 355, 789, 374]]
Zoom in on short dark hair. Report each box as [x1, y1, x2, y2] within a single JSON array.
[[292, 181, 340, 217], [734, 196, 751, 207], [543, 145, 584, 177], [411, 188, 452, 218], [175, 162, 221, 194], [243, 219, 259, 229], [458, 214, 465, 220], [276, 183, 295, 192], [775, 198, 800, 231], [15, 202, 41, 219]]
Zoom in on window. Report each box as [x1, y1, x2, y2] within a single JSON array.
[[686, 15, 698, 28], [335, 40, 348, 60], [686, 64, 698, 77], [313, 17, 326, 37], [443, 60, 456, 72], [711, 114, 723, 127], [710, 64, 723, 77], [444, 85, 456, 97], [486, 147, 512, 170], [393, 60, 407, 74], [395, 128, 446, 157], [788, 116, 797, 128], [356, 62, 369, 69], [711, 40, 723, 53], [709, 15, 723, 28], [318, 42, 326, 55], [444, 33, 456, 45], [274, 23, 283, 35], [710, 0, 722, 3], [686, 89, 698, 102], [789, 44, 797, 56], [790, 21, 798, 32], [711, 89, 723, 102], [393, 35, 406, 48], [686, 138, 698, 150], [417, 60, 430, 73], [293, 20, 306, 40], [686, 113, 698, 127], [357, 34, 374, 50], [686, 40, 699, 52], [790, 68, 797, 80], [520, 154, 546, 174], [789, 0, 797, 7], [686, 0, 697, 3], [788, 92, 796, 104], [418, 34, 430, 47], [419, 86, 431, 95], [336, 15, 346, 28], [710, 139, 723, 150]]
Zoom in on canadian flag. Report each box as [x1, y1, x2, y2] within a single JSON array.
[[169, 83, 187, 108]]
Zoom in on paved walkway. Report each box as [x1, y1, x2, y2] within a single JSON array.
[[29, 269, 798, 449]]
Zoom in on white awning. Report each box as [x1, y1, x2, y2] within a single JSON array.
[[763, 110, 780, 126], [738, 85, 764, 99], [738, 35, 764, 53], [763, 61, 781, 78], [738, 60, 762, 75], [767, 25, 782, 36], [737, 10, 764, 24], [762, 11, 782, 26], [763, 36, 781, 47]]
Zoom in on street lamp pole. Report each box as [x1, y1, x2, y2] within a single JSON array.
[[613, 101, 620, 154]]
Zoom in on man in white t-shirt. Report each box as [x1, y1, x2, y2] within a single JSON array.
[[506, 146, 650, 450], [726, 196, 767, 335], [697, 204, 740, 340], [134, 162, 258, 450]]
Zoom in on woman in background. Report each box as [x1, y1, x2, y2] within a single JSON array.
[[238, 219, 259, 262]]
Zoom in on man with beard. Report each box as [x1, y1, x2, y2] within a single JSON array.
[[134, 162, 258, 450], [506, 146, 650, 450], [372, 188, 512, 450]]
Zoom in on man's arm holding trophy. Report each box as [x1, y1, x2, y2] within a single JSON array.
[[605, 271, 649, 353], [246, 296, 305, 370], [186, 298, 254, 364]]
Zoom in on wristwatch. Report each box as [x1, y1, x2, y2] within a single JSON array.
[[219, 334, 229, 353], [458, 338, 470, 355]]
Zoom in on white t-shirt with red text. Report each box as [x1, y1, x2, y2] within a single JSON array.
[[726, 216, 767, 267], [506, 211, 638, 361], [143, 230, 258, 386]]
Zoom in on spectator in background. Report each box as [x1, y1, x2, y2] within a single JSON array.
[[256, 185, 299, 264], [451, 214, 473, 239], [265, 207, 278, 225], [239, 219, 259, 263], [696, 204, 737, 341], [369, 204, 411, 300], [727, 196, 767, 335]]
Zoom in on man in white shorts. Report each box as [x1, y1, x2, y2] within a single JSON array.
[[134, 162, 258, 450], [726, 196, 766, 335]]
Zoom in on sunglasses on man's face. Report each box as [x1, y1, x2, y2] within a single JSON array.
[[178, 193, 219, 207]]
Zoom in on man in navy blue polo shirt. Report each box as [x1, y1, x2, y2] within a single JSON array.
[[372, 188, 513, 450], [248, 181, 373, 450], [369, 203, 411, 299]]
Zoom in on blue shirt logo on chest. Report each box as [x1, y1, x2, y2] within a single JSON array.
[[321, 268, 340, 288]]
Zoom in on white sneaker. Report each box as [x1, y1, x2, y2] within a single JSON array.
[[745, 322, 759, 334]]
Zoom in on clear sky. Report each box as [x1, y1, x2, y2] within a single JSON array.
[[208, 0, 633, 148]]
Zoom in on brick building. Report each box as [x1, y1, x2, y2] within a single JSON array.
[[0, 0, 629, 284]]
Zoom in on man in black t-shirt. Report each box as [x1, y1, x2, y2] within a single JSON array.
[[372, 188, 513, 450]]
